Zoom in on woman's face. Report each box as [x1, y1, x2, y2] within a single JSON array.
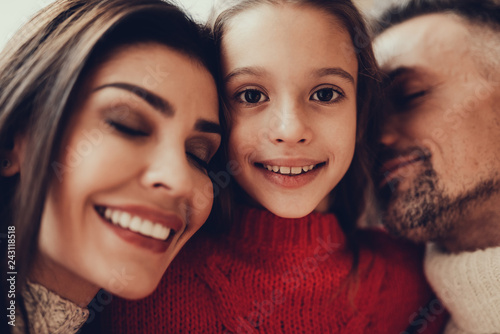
[[221, 4, 358, 218], [35, 43, 221, 300]]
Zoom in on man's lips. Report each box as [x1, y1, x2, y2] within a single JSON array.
[[378, 155, 426, 188]]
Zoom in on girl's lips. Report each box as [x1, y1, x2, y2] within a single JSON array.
[[255, 161, 327, 189], [257, 158, 326, 167]]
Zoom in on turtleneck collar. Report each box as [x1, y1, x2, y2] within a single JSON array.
[[227, 206, 347, 252], [14, 280, 89, 334], [424, 243, 500, 333]]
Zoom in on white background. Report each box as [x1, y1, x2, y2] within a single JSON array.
[[0, 0, 375, 51]]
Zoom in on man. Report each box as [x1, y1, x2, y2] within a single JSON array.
[[370, 0, 500, 333]]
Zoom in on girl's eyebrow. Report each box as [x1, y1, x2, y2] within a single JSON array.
[[224, 66, 355, 86], [314, 67, 355, 85], [224, 66, 267, 84]]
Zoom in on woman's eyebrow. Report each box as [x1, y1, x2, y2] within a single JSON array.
[[224, 66, 267, 84], [195, 119, 222, 135], [93, 82, 174, 116]]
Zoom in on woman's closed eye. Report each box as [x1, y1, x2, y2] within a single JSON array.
[[186, 140, 215, 173], [186, 152, 210, 172], [234, 88, 269, 105], [106, 120, 149, 137], [310, 87, 344, 104]]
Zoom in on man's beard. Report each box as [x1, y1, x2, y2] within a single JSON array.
[[378, 158, 500, 243]]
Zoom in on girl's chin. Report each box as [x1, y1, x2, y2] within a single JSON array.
[[264, 204, 318, 219]]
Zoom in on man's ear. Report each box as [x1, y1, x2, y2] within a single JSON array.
[[1, 135, 27, 177]]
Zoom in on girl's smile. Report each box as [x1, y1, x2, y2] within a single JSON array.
[[253, 159, 328, 188]]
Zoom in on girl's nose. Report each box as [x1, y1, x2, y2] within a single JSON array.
[[269, 100, 312, 145]]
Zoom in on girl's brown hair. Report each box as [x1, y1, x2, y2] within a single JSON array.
[[0, 1, 218, 332]]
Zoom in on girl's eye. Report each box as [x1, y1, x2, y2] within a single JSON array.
[[310, 88, 342, 103], [236, 89, 268, 104], [107, 120, 149, 137], [186, 152, 210, 173]]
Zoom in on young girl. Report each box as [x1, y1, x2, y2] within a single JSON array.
[[0, 0, 222, 333], [103, 0, 447, 333]]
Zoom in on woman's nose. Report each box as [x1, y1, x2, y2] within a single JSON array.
[[140, 146, 194, 200]]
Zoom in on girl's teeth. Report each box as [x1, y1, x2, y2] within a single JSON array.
[[263, 164, 318, 175], [101, 208, 171, 241], [280, 166, 291, 174]]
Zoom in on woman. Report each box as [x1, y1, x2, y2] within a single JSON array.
[[0, 0, 222, 333]]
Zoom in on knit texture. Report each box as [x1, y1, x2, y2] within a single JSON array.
[[103, 207, 446, 333], [424, 243, 500, 334], [13, 280, 89, 334]]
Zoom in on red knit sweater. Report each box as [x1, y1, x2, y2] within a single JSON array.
[[102, 207, 447, 333]]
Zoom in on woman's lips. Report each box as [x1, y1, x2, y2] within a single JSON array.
[[94, 205, 182, 253]]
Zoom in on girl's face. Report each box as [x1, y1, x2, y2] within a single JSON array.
[[34, 43, 221, 301], [221, 4, 358, 218]]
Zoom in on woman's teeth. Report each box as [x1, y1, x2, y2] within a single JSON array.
[[104, 208, 171, 241], [263, 164, 316, 175]]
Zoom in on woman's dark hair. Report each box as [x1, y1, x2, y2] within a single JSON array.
[[208, 0, 382, 303], [0, 1, 220, 332]]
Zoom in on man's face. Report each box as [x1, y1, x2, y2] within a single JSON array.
[[373, 14, 500, 245]]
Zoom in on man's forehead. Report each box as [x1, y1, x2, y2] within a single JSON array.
[[373, 13, 471, 73]]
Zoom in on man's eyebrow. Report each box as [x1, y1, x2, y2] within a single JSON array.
[[314, 67, 355, 85], [224, 66, 267, 84], [195, 119, 222, 135], [93, 82, 174, 116], [386, 66, 428, 82]]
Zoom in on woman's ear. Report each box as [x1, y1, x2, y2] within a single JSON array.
[[1, 135, 27, 177]]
